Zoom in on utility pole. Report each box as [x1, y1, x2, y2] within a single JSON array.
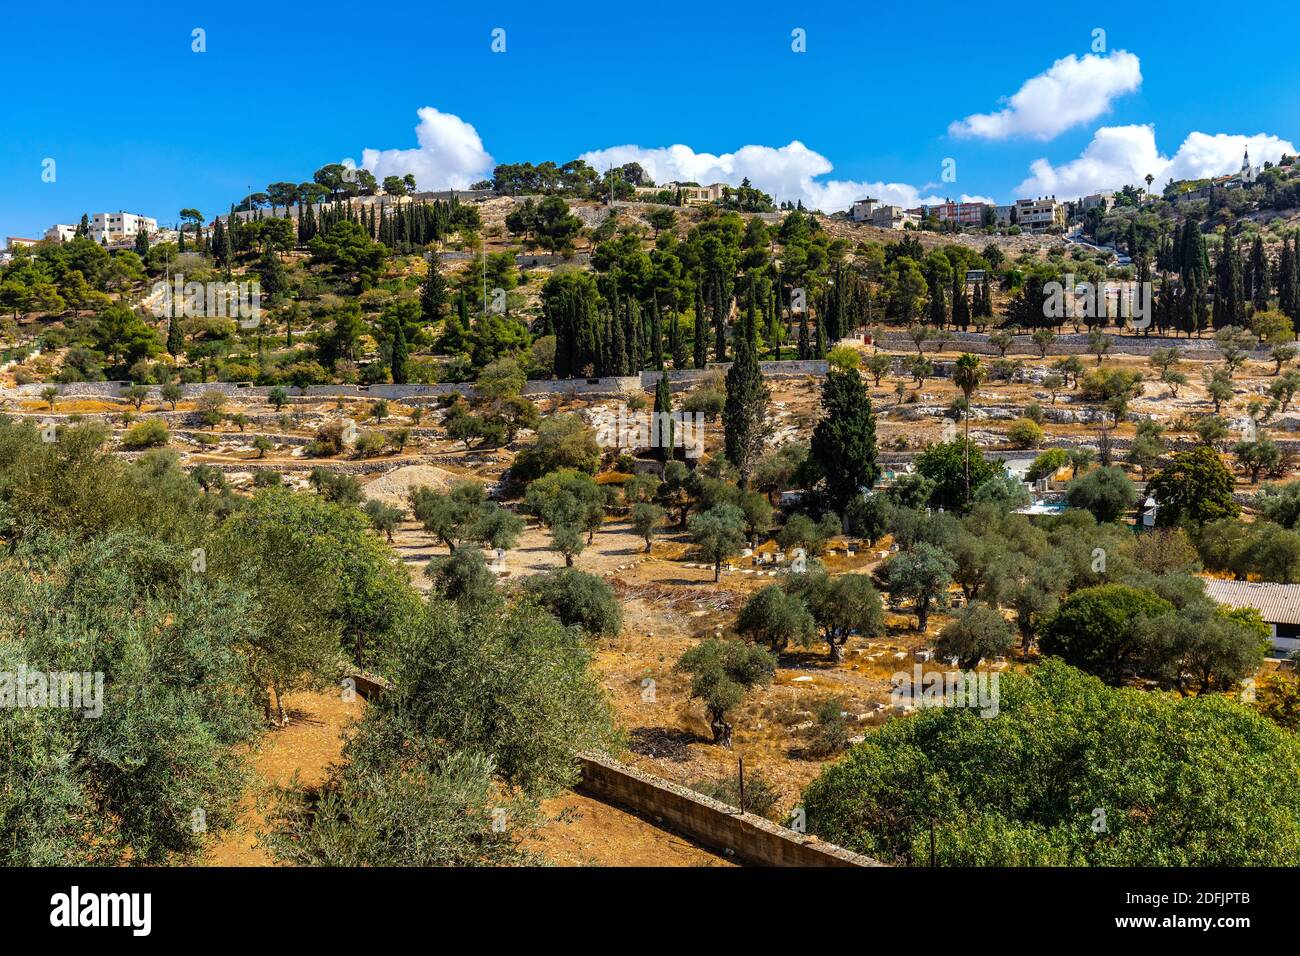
[[737, 756, 746, 814]]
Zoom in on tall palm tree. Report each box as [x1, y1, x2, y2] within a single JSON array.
[[953, 353, 985, 503]]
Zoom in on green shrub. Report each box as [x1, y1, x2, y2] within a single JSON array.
[[121, 418, 169, 449]]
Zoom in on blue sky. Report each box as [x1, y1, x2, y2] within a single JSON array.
[[2, 0, 1298, 238]]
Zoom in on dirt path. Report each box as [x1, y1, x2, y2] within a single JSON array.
[[203, 687, 733, 867], [529, 792, 734, 867], [204, 689, 363, 866]]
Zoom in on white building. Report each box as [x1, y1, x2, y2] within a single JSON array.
[[44, 224, 80, 242], [48, 212, 159, 244], [1081, 192, 1115, 212], [869, 205, 919, 230], [90, 211, 157, 243], [1203, 579, 1300, 656]]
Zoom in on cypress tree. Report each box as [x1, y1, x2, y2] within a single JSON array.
[[693, 284, 707, 369], [713, 276, 727, 363], [1280, 241, 1295, 321], [257, 248, 288, 299], [166, 313, 183, 358], [609, 302, 628, 374], [768, 283, 780, 361], [626, 297, 642, 372], [952, 271, 970, 330], [1136, 256, 1153, 335], [651, 294, 664, 370], [798, 307, 810, 359], [134, 225, 149, 259], [420, 256, 449, 323], [654, 371, 674, 461], [1250, 235, 1269, 312], [666, 303, 682, 369], [810, 367, 879, 518], [1213, 231, 1244, 329], [1292, 235, 1300, 319], [927, 271, 947, 328], [722, 305, 769, 486], [390, 318, 409, 384]]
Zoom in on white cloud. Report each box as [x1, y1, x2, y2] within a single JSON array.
[[1016, 125, 1297, 199], [579, 141, 991, 212], [949, 51, 1142, 141], [361, 107, 494, 190]]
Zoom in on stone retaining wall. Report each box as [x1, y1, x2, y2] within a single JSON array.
[[575, 752, 881, 867]]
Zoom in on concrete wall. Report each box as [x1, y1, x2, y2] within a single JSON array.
[[576, 752, 882, 867]]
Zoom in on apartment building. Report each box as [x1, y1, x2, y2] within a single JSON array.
[[1010, 197, 1065, 233], [917, 200, 991, 227]]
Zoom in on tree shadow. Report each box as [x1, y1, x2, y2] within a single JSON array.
[[628, 726, 706, 762], [777, 649, 837, 670]]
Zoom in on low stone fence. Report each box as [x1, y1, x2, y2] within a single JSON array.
[[876, 330, 1266, 361], [575, 752, 882, 867], [3, 360, 831, 404]]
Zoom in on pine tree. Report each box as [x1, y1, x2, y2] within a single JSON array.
[[134, 225, 149, 259], [722, 306, 769, 486]]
